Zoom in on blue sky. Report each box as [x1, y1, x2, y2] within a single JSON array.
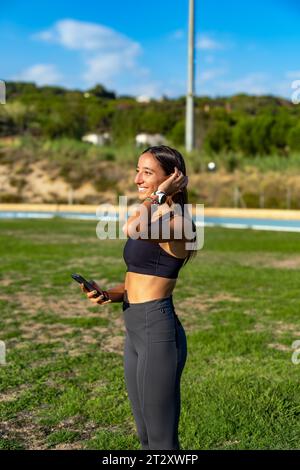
[[1, 0, 300, 99]]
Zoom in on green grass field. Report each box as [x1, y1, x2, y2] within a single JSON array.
[[0, 218, 300, 450]]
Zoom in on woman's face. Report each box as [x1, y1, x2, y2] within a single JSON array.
[[135, 152, 168, 200]]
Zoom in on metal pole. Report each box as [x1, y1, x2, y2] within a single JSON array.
[[185, 0, 195, 152]]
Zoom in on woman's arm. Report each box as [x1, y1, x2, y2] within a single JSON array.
[[106, 283, 125, 303]]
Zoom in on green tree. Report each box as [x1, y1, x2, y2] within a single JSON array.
[[287, 124, 300, 151], [270, 111, 294, 153], [251, 114, 275, 154], [87, 84, 116, 99], [232, 118, 256, 155], [204, 120, 232, 153], [168, 120, 185, 146]]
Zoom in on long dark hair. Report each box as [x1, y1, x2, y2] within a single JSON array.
[[140, 145, 198, 266]]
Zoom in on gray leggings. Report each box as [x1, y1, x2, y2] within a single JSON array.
[[122, 295, 188, 450]]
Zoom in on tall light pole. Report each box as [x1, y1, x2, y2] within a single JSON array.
[[185, 0, 195, 153]]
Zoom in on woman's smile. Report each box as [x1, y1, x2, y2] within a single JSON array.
[[138, 186, 149, 192]]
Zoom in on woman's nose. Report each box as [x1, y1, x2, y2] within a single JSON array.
[[135, 173, 143, 184]]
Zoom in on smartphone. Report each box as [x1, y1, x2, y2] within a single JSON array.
[[71, 273, 109, 300]]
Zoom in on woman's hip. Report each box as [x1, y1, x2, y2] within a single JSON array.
[[122, 295, 186, 347]]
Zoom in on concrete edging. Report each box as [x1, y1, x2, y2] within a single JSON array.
[[0, 203, 300, 220]]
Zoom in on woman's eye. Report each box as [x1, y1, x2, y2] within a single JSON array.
[[136, 170, 151, 175]]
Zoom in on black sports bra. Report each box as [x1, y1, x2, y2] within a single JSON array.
[[123, 236, 186, 279], [122, 208, 197, 279]]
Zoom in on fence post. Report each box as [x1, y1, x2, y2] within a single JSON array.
[[68, 187, 74, 205], [286, 187, 291, 210], [259, 191, 265, 209], [233, 186, 239, 208]]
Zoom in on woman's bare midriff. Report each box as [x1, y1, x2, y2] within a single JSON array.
[[124, 272, 177, 303], [124, 240, 187, 303]]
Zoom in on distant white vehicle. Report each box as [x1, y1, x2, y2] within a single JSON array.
[[82, 132, 111, 146], [136, 95, 151, 103], [135, 133, 167, 147]]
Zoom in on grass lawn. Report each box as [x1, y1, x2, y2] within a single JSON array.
[[0, 218, 300, 450]]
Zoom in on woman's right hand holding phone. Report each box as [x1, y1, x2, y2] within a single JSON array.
[[80, 281, 112, 305]]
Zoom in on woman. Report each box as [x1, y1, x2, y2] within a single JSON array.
[[80, 145, 197, 450]]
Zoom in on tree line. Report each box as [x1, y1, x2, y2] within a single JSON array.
[[1, 81, 300, 156]]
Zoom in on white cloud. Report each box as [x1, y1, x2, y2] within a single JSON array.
[[13, 64, 62, 85], [169, 29, 185, 40], [285, 71, 300, 79], [84, 54, 122, 83], [196, 34, 224, 51], [126, 81, 165, 99], [33, 19, 145, 89], [197, 68, 227, 82], [82, 48, 151, 86], [195, 72, 293, 99], [276, 82, 294, 100], [83, 52, 136, 84], [216, 73, 269, 95], [32, 18, 142, 54]]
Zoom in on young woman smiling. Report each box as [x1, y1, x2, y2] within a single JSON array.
[[80, 146, 197, 450]]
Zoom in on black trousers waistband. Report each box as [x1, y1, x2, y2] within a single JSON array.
[[123, 294, 174, 309], [122, 294, 181, 328]]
